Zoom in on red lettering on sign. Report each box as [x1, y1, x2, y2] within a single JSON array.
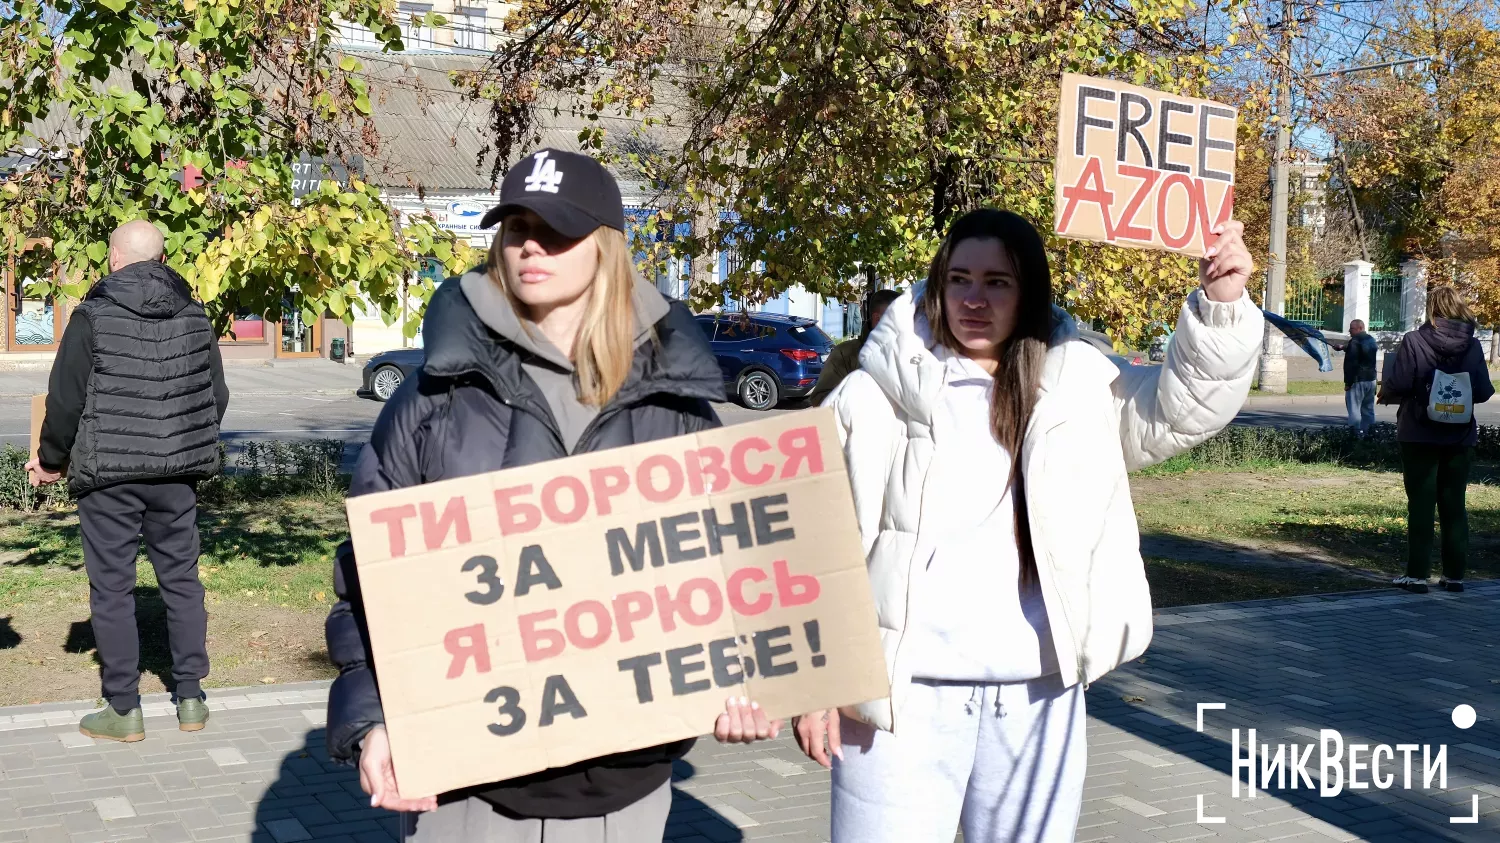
[[612, 591, 654, 642], [589, 466, 630, 515], [777, 426, 823, 479], [1058, 157, 1116, 240], [730, 437, 775, 486], [495, 486, 541, 536], [1113, 165, 1160, 243], [1156, 173, 1198, 250], [541, 476, 588, 524], [1190, 182, 1235, 253], [444, 623, 491, 679], [420, 497, 471, 552], [727, 566, 772, 615], [774, 559, 821, 607], [369, 504, 417, 558], [685, 446, 730, 495], [518, 610, 565, 662], [564, 600, 613, 650], [638, 454, 686, 503]]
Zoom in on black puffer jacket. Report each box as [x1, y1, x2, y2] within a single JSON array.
[[325, 279, 724, 819], [1383, 318, 1495, 447], [39, 261, 226, 495]]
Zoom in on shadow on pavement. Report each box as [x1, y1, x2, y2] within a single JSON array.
[[1084, 589, 1500, 840], [250, 733, 745, 842]]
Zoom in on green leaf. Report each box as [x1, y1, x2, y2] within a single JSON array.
[[86, 241, 108, 263], [136, 18, 159, 38], [339, 56, 360, 73], [99, 0, 128, 13], [353, 93, 371, 115]]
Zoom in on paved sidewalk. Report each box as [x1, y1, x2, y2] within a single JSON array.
[[1, 585, 1496, 842]]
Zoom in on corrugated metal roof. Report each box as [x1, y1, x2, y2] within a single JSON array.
[[355, 52, 689, 193], [6, 52, 686, 196]]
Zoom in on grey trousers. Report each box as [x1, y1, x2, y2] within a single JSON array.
[[401, 781, 672, 843]]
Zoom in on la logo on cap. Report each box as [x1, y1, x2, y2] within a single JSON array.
[[524, 151, 564, 194]]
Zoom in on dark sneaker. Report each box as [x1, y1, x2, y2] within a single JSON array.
[[177, 697, 210, 732], [1392, 576, 1430, 594], [1440, 578, 1465, 593], [79, 706, 145, 742]]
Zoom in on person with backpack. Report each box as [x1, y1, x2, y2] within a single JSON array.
[[323, 149, 779, 841], [1379, 286, 1495, 594], [795, 209, 1263, 842]]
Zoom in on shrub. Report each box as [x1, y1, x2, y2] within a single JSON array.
[[1146, 423, 1500, 474], [0, 439, 350, 511]]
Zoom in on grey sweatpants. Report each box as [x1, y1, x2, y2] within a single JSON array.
[[401, 780, 672, 843], [1346, 380, 1376, 433], [831, 675, 1087, 843]]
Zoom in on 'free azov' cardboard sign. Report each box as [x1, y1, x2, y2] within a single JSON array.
[[346, 409, 889, 799], [1053, 73, 1239, 258]]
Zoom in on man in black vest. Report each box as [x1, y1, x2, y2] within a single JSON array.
[[26, 220, 229, 741]]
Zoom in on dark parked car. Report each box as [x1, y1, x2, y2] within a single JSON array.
[[361, 347, 424, 401], [696, 312, 835, 410]]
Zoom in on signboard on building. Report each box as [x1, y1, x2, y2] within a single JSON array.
[[292, 154, 364, 199]]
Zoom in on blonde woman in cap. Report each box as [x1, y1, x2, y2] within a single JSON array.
[[324, 149, 780, 841]]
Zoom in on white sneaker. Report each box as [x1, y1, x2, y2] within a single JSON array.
[[1392, 576, 1430, 594]]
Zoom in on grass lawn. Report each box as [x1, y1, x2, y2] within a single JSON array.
[[0, 495, 345, 706], [1284, 380, 1353, 396], [1, 463, 1493, 705]]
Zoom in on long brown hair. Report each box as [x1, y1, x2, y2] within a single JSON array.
[[488, 225, 637, 407], [921, 208, 1054, 583]]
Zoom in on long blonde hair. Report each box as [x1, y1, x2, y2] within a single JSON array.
[[488, 225, 637, 406], [1428, 286, 1477, 326]]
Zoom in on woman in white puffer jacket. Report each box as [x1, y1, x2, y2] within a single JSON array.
[[793, 209, 1264, 842]]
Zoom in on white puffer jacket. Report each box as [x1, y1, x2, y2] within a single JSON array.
[[828, 285, 1265, 733]]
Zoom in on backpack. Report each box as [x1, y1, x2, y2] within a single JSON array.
[[1426, 369, 1473, 424]]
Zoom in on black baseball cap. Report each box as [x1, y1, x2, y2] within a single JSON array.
[[480, 148, 625, 238]]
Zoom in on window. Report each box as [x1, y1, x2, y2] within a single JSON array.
[[337, 18, 377, 46], [398, 2, 435, 50], [696, 318, 717, 342], [790, 324, 832, 347], [454, 6, 487, 50]]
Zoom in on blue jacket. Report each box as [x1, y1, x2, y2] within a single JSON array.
[[1343, 332, 1379, 385]]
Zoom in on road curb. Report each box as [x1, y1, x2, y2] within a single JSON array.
[[1243, 394, 1345, 405]]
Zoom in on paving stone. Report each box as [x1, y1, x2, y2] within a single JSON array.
[[92, 796, 136, 820]]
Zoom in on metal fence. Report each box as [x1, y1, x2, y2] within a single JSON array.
[[1284, 277, 1344, 332], [1370, 272, 1402, 331]]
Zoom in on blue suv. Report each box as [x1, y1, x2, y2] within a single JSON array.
[[695, 313, 836, 410]]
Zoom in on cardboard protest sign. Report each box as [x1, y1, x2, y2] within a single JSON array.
[[346, 409, 889, 799], [1053, 73, 1238, 258]]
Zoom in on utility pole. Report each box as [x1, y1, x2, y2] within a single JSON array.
[[1258, 0, 1295, 393]]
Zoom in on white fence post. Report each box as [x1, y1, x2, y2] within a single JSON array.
[[1401, 259, 1428, 331], [1343, 260, 1372, 332]]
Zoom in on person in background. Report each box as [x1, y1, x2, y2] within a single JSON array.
[[1380, 286, 1495, 594], [25, 220, 229, 741], [324, 149, 777, 842], [797, 209, 1262, 842], [1343, 319, 1379, 435], [807, 288, 903, 406]]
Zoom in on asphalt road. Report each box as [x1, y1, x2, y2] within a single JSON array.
[[5, 391, 1499, 455]]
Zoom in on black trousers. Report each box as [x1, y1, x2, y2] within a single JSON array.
[[77, 481, 209, 712]]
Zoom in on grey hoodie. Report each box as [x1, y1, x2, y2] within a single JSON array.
[[458, 268, 672, 450]]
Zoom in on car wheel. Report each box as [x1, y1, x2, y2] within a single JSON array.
[[372, 365, 404, 402], [738, 370, 780, 411]]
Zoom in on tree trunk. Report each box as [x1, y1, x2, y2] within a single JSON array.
[[1491, 325, 1498, 363]]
